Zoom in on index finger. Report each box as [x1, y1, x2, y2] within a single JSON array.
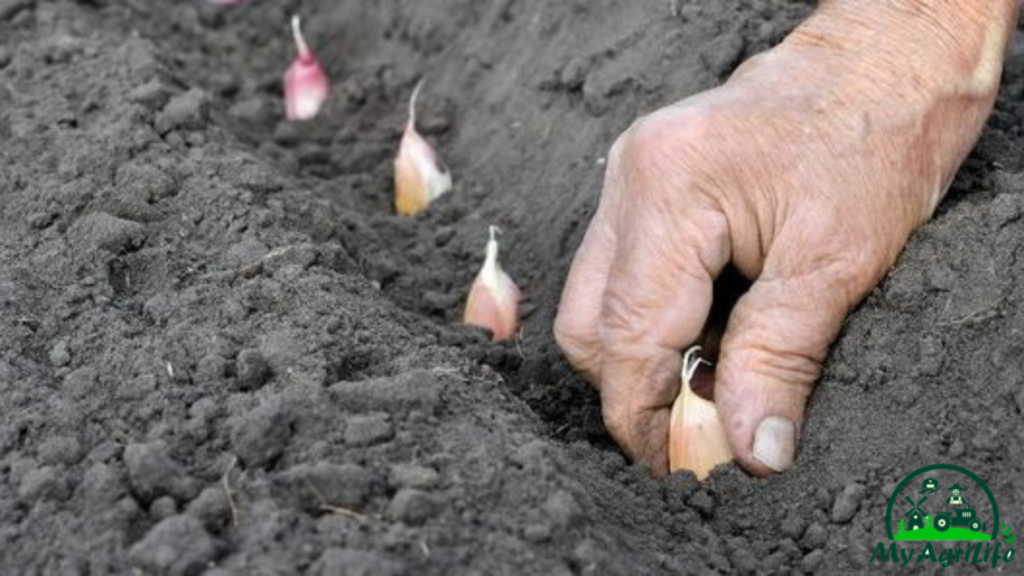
[[597, 206, 729, 475]]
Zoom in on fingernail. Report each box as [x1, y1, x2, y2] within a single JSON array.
[[752, 416, 796, 472]]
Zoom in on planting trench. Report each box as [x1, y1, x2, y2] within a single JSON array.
[[1, 0, 1024, 573]]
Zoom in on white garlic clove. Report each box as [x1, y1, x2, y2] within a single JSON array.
[[668, 346, 734, 480], [394, 81, 452, 216]]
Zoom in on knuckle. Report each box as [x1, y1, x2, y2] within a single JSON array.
[[827, 248, 887, 295], [611, 110, 716, 196], [783, 211, 896, 302], [553, 312, 584, 356], [674, 209, 731, 272], [623, 111, 708, 166], [727, 338, 822, 394], [601, 403, 636, 456], [599, 293, 649, 347], [553, 313, 600, 375], [802, 239, 890, 304]]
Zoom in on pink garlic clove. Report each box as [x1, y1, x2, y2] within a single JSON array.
[[464, 226, 521, 341], [284, 15, 329, 121]]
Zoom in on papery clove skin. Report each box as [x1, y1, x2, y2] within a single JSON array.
[[284, 15, 329, 121], [394, 81, 453, 216], [668, 347, 734, 480], [464, 226, 521, 341]]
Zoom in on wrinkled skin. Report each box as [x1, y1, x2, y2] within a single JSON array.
[[555, 2, 1019, 477]]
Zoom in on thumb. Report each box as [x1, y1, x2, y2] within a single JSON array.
[[714, 264, 862, 476]]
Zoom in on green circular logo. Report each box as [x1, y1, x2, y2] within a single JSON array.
[[884, 464, 999, 542]]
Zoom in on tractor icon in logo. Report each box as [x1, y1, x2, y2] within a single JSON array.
[[935, 508, 982, 532]]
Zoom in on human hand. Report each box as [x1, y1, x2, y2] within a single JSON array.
[[555, 1, 1017, 477]]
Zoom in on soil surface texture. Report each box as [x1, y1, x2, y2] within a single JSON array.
[[2, 0, 1024, 574]]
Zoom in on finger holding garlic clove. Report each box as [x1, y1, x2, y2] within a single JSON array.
[[284, 15, 330, 121], [669, 346, 733, 480], [464, 226, 521, 341], [394, 81, 453, 217]]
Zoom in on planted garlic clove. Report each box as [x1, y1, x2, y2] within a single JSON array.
[[464, 226, 521, 341], [668, 346, 733, 480], [394, 81, 452, 217], [284, 15, 329, 121]]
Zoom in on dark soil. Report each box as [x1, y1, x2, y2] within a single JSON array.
[[2, 0, 1023, 574]]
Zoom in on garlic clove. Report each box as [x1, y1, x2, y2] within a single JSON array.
[[394, 81, 453, 217], [464, 226, 521, 341], [668, 346, 733, 480], [284, 15, 329, 121]]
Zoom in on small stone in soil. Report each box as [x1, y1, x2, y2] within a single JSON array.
[[235, 348, 270, 391], [388, 488, 440, 526], [948, 438, 966, 458], [116, 162, 178, 201], [155, 88, 210, 135], [388, 464, 439, 490], [129, 515, 216, 576], [36, 435, 82, 466], [344, 413, 394, 447], [68, 212, 145, 253], [523, 522, 553, 543], [222, 237, 269, 269], [296, 462, 375, 510], [262, 244, 318, 273], [150, 496, 178, 520], [80, 463, 125, 507], [230, 401, 293, 469], [761, 551, 787, 573], [542, 490, 582, 529], [48, 341, 71, 367], [228, 97, 270, 124], [124, 442, 198, 503], [18, 465, 67, 503], [27, 211, 57, 229], [831, 483, 867, 524], [195, 354, 228, 386], [63, 366, 98, 398], [328, 369, 445, 414], [127, 79, 172, 110], [688, 490, 715, 519], [801, 522, 828, 550], [729, 541, 761, 569], [312, 548, 404, 576], [781, 512, 807, 540], [186, 486, 231, 529], [801, 549, 825, 572]]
